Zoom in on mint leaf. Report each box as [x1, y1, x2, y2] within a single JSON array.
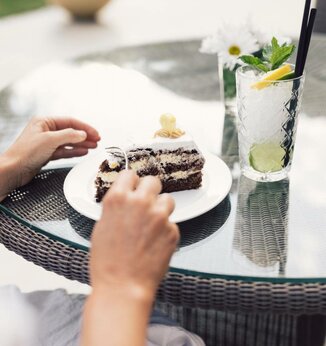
[[239, 37, 295, 72], [239, 55, 260, 65], [271, 37, 280, 50], [270, 44, 295, 69], [262, 45, 273, 62], [239, 55, 270, 72], [263, 37, 281, 62]]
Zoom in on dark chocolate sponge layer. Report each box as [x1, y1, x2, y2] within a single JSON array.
[[162, 172, 203, 193], [95, 172, 203, 202]]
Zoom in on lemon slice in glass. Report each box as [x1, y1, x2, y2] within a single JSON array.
[[249, 142, 285, 173], [251, 64, 292, 90]]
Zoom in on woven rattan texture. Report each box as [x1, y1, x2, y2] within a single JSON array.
[[1, 169, 326, 313], [157, 271, 326, 314], [2, 170, 326, 314], [155, 302, 299, 346], [1, 208, 326, 315], [0, 211, 89, 284], [4, 169, 95, 237]]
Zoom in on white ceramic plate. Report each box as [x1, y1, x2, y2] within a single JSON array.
[[63, 151, 232, 223]]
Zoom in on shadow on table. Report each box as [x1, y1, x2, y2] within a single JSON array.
[[70, 196, 232, 249], [177, 196, 231, 248]]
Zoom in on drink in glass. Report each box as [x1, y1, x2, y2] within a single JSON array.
[[236, 65, 305, 182]]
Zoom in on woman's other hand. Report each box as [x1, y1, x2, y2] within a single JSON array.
[[1, 117, 100, 197]]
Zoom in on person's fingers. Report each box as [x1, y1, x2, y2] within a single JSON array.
[[51, 147, 89, 160], [135, 176, 162, 197], [155, 193, 175, 216], [109, 170, 140, 193], [150, 221, 179, 253], [167, 222, 180, 247], [48, 128, 87, 147], [65, 140, 98, 149], [50, 118, 100, 141]]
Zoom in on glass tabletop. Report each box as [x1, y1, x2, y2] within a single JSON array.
[[0, 37, 326, 283]]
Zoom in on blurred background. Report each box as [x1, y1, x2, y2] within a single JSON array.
[[0, 0, 323, 294]]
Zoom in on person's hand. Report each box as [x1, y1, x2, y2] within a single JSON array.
[[2, 117, 100, 190], [90, 170, 180, 302], [83, 171, 179, 346]]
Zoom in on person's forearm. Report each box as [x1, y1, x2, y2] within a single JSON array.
[[81, 285, 153, 346], [0, 154, 20, 202]]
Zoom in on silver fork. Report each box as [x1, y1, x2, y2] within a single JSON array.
[[105, 146, 129, 170]]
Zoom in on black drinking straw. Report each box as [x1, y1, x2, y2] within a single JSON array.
[[300, 8, 317, 75], [295, 0, 311, 77], [282, 1, 317, 166]]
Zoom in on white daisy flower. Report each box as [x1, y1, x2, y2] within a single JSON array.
[[217, 25, 259, 69], [201, 23, 259, 70], [200, 34, 220, 54]]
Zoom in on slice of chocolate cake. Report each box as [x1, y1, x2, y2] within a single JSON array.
[[95, 114, 205, 202]]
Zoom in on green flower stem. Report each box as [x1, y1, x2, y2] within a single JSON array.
[[223, 66, 237, 100]]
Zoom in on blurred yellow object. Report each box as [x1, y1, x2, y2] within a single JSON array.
[[52, 0, 110, 18]]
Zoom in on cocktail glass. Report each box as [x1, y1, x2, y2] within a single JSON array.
[[236, 65, 305, 182]]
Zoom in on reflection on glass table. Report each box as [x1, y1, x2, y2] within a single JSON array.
[[232, 176, 289, 276]]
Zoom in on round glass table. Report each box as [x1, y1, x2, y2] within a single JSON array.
[[0, 36, 326, 346]]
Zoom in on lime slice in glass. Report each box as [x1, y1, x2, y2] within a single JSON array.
[[249, 142, 285, 173]]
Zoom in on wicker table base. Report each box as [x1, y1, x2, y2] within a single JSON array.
[[156, 303, 326, 346]]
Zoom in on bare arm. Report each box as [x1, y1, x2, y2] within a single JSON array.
[[83, 286, 152, 346], [81, 171, 179, 346]]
